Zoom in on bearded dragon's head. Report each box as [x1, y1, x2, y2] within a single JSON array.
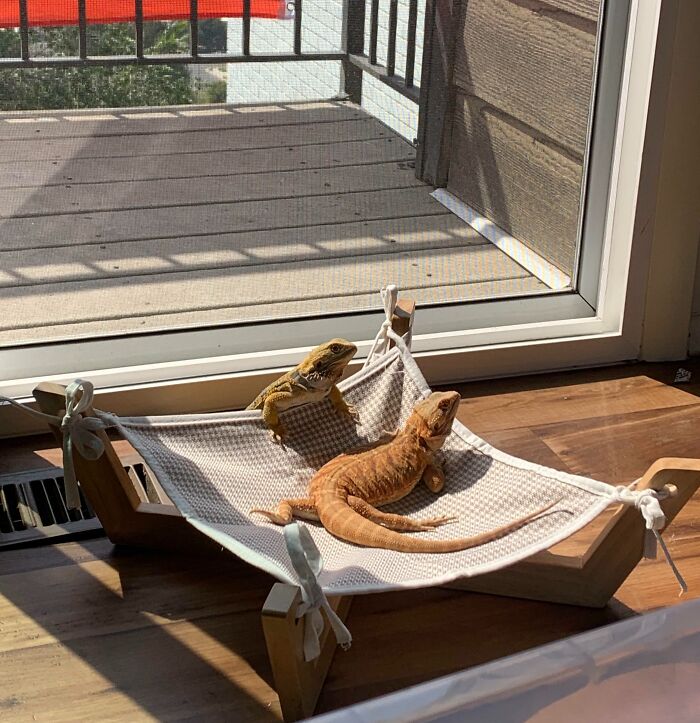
[[410, 391, 460, 451], [299, 338, 357, 382]]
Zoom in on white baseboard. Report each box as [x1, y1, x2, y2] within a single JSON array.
[[431, 189, 572, 291]]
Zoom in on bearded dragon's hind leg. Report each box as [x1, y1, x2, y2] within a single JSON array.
[[348, 496, 457, 532], [251, 498, 319, 525], [328, 385, 359, 423]]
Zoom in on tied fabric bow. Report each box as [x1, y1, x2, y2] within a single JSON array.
[[284, 523, 352, 661], [0, 380, 109, 510]]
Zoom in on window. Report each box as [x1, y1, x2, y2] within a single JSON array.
[[0, 0, 663, 408]]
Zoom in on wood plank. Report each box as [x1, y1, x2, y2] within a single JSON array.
[[415, 0, 461, 186], [541, 0, 601, 22], [0, 244, 533, 332], [0, 537, 112, 576], [453, 372, 700, 434], [2, 596, 279, 721], [0, 537, 280, 719], [317, 586, 617, 713], [0, 276, 546, 344], [453, 0, 599, 155], [1, 118, 389, 162], [447, 93, 582, 273], [449, 359, 700, 403], [0, 214, 484, 287], [0, 102, 364, 140], [477, 427, 571, 472], [0, 552, 269, 654], [533, 404, 700, 484], [0, 186, 447, 250], [2, 162, 425, 219], [1, 137, 413, 188]]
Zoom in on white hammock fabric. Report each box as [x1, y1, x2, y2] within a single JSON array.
[[0, 287, 684, 660]]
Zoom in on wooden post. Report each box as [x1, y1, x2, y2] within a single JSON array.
[[415, 0, 461, 185], [391, 298, 416, 339], [262, 584, 353, 722], [341, 0, 365, 104]]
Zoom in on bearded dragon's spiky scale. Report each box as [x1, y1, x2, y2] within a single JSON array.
[[247, 338, 358, 440], [253, 391, 561, 552]]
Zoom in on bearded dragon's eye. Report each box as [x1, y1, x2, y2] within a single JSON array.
[[330, 343, 342, 353], [438, 400, 450, 410]]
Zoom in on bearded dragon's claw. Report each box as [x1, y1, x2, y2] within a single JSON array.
[[250, 509, 287, 525], [418, 515, 458, 529]]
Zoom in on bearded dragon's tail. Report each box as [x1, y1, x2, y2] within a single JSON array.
[[317, 496, 562, 553]]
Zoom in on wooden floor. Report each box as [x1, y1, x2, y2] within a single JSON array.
[[2, 359, 700, 720], [0, 101, 543, 345]]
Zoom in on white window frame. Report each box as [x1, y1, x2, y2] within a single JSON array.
[[0, 0, 663, 424]]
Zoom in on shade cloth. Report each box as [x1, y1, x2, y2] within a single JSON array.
[[1, 1, 289, 28]]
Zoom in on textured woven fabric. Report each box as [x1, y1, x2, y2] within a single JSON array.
[[110, 343, 618, 595]]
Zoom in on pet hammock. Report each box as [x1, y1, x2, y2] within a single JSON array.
[[3, 286, 696, 722]]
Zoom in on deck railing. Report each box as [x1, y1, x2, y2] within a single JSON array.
[[3, 0, 420, 103]]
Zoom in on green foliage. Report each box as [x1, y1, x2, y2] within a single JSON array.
[[0, 23, 194, 111], [195, 78, 227, 104], [198, 19, 227, 53]]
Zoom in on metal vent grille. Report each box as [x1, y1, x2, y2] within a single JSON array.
[[0, 457, 157, 548]]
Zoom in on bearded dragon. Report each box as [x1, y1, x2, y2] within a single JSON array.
[[247, 338, 358, 441], [252, 391, 560, 552]]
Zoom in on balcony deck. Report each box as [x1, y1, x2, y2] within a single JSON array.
[[0, 101, 544, 346]]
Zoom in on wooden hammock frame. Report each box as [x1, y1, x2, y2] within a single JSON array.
[[33, 299, 700, 721]]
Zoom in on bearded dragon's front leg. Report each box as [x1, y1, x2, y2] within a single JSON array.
[[328, 385, 358, 423], [251, 498, 319, 525], [422, 462, 445, 493], [261, 391, 293, 441]]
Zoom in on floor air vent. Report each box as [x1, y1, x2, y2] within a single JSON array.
[[0, 457, 157, 548]]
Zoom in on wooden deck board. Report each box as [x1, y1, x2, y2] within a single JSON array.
[[0, 215, 484, 288], [3, 361, 700, 719], [0, 245, 539, 340], [0, 101, 543, 345], [2, 162, 426, 218], [1, 138, 412, 188], [0, 102, 365, 140], [2, 118, 387, 162]]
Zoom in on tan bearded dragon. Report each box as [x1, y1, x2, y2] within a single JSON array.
[[252, 391, 560, 551], [247, 338, 358, 441]]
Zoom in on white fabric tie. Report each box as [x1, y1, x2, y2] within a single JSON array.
[[284, 523, 352, 661], [0, 380, 110, 510], [364, 284, 401, 368], [612, 485, 687, 595]]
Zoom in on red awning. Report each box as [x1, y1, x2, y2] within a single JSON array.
[[0, 1, 290, 28]]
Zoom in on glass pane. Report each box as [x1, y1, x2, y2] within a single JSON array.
[[0, 0, 610, 352]]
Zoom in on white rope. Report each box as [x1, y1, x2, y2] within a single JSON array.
[[611, 485, 687, 594], [284, 523, 352, 662], [363, 284, 400, 368], [0, 380, 110, 510]]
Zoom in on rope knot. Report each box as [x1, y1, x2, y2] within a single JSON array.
[[611, 484, 686, 595], [614, 485, 666, 531], [363, 285, 412, 368]]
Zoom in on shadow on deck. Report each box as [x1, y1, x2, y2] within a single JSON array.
[[0, 100, 543, 345]]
